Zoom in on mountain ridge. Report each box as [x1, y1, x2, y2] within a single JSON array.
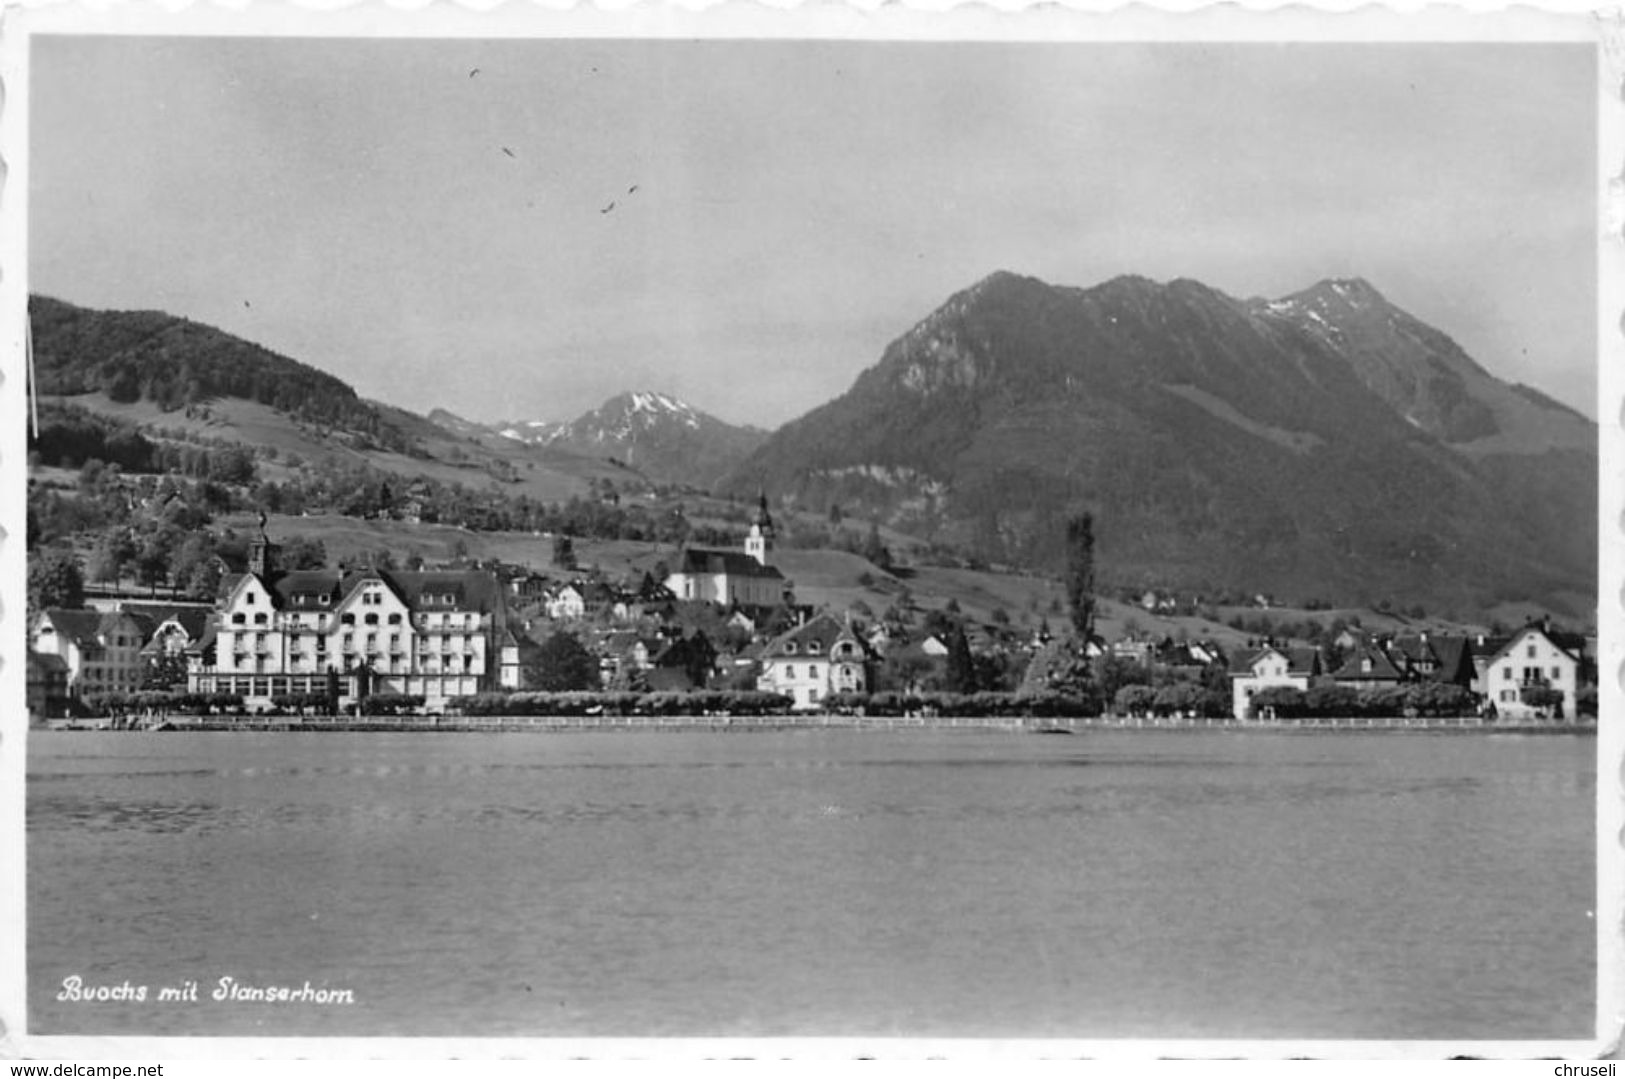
[[721, 270, 1596, 618]]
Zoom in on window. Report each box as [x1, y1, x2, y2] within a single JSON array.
[[365, 614, 379, 626], [808, 642, 822, 654], [388, 614, 402, 625], [254, 613, 267, 626], [1503, 668, 1513, 681], [784, 643, 798, 655], [785, 665, 795, 679], [809, 688, 819, 702], [232, 614, 246, 625], [246, 593, 256, 606], [1527, 645, 1537, 659], [319, 594, 331, 606], [342, 614, 355, 626], [1551, 666, 1562, 680]]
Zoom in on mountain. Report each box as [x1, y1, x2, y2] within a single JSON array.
[[28, 296, 629, 503], [484, 391, 768, 489], [723, 271, 1596, 619], [29, 294, 418, 453]]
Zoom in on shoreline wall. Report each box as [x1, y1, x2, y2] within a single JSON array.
[[50, 714, 1597, 735]]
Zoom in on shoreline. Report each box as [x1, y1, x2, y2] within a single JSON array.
[[38, 714, 1596, 735]]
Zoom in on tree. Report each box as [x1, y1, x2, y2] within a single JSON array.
[[1520, 684, 1565, 718], [861, 521, 892, 571], [1064, 512, 1096, 641], [87, 530, 136, 586], [945, 626, 977, 694], [28, 547, 85, 612], [552, 534, 576, 570], [526, 631, 600, 692]]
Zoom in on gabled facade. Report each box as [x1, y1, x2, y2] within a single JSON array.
[[757, 614, 871, 710], [1328, 644, 1405, 688], [187, 536, 508, 710], [1229, 646, 1320, 719], [31, 609, 151, 699], [1483, 625, 1585, 720]]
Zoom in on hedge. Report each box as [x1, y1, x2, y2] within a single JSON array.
[[448, 690, 795, 717]]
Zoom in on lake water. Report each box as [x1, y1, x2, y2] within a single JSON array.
[[26, 729, 1596, 1042]]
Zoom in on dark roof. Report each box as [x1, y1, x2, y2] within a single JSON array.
[[38, 609, 132, 649], [1468, 635, 1512, 659], [676, 547, 785, 580], [273, 570, 343, 608], [1330, 645, 1405, 682], [1230, 645, 1320, 677], [761, 614, 868, 661], [28, 651, 69, 673]]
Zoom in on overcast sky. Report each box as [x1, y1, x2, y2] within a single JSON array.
[[30, 38, 1597, 427]]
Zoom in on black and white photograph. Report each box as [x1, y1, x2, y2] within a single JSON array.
[[5, 10, 1616, 1059]]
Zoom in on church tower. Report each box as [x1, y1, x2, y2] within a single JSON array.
[[745, 492, 775, 566], [248, 511, 279, 578]]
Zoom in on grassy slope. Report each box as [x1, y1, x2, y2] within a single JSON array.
[[43, 392, 628, 504], [207, 513, 1542, 644]]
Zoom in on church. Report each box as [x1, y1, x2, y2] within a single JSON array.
[[664, 494, 790, 610]]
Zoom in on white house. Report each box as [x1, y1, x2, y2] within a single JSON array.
[[31, 609, 152, 700], [1482, 624, 1585, 720], [757, 613, 871, 711], [1229, 645, 1320, 719], [546, 584, 587, 621]]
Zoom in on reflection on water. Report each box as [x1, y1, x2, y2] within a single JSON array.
[[27, 730, 1595, 1040]]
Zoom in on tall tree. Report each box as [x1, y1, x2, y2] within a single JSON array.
[[1064, 512, 1096, 642], [28, 547, 85, 612], [527, 631, 600, 692], [945, 625, 978, 694]]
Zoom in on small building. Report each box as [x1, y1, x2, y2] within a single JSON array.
[[27, 651, 71, 720], [1229, 645, 1320, 719], [1482, 624, 1586, 720]]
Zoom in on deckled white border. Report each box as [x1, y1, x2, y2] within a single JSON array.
[[0, 2, 1618, 1062]]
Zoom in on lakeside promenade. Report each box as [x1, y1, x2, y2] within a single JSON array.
[[43, 713, 1597, 735]]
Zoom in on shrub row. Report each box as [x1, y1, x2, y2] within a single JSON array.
[[826, 690, 1102, 718], [81, 691, 244, 715], [450, 690, 795, 717], [1248, 681, 1479, 720]]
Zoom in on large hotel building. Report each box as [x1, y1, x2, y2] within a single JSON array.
[[187, 532, 517, 709]]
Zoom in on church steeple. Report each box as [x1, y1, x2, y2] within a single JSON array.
[[248, 511, 279, 578], [745, 491, 775, 566]]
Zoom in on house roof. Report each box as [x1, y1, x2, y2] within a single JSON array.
[[1231, 645, 1320, 677], [1329, 645, 1404, 682], [675, 547, 785, 580], [38, 609, 133, 650], [1488, 625, 1585, 664], [28, 651, 70, 674], [760, 613, 867, 662]]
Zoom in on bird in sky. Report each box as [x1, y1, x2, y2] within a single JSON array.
[[628, 184, 639, 195], [600, 200, 616, 214], [501, 147, 515, 159], [469, 67, 481, 78]]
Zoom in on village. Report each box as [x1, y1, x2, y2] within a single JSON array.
[[24, 491, 1598, 730]]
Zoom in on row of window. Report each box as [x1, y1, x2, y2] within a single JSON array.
[[231, 611, 480, 629], [1502, 666, 1566, 682]]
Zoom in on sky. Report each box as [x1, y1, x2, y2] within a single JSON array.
[[29, 37, 1599, 428]]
